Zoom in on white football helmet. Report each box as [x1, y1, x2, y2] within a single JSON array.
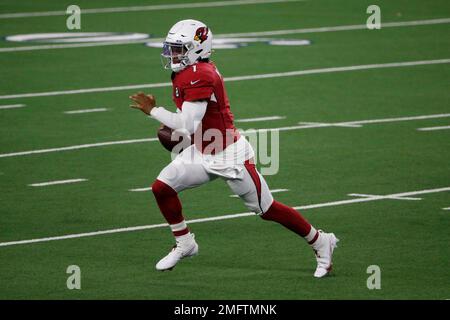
[[161, 19, 213, 72]]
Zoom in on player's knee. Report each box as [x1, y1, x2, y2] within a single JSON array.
[[260, 200, 276, 220], [238, 194, 273, 215], [151, 179, 177, 199], [257, 199, 275, 217], [243, 200, 264, 215]]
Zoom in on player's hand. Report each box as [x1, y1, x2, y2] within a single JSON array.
[[129, 92, 156, 115]]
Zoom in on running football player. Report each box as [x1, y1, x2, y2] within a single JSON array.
[[130, 19, 338, 277]]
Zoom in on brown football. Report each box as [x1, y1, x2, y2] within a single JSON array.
[[157, 125, 191, 152]]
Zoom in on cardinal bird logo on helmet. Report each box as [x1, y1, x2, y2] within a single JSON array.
[[194, 27, 208, 43]]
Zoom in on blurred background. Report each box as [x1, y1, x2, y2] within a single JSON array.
[[0, 0, 449, 299]]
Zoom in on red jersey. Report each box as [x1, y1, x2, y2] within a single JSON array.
[[171, 61, 240, 153]]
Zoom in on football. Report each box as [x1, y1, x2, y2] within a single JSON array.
[[157, 125, 183, 152]]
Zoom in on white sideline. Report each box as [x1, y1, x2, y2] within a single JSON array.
[[417, 125, 450, 131], [1, 113, 449, 159], [1, 58, 449, 100], [0, 0, 304, 19], [64, 108, 108, 114], [0, 104, 25, 110], [236, 116, 286, 122], [29, 178, 87, 187], [1, 18, 449, 53], [0, 186, 448, 247]]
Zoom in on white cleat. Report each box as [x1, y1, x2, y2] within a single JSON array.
[[312, 230, 339, 278], [155, 233, 198, 271]]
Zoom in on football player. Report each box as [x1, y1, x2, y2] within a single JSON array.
[[130, 19, 338, 277]]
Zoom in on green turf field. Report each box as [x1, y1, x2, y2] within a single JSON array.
[[0, 0, 449, 300]]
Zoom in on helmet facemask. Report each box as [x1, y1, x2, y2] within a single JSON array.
[[161, 42, 194, 72]]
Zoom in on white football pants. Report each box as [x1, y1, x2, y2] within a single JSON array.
[[156, 136, 274, 214]]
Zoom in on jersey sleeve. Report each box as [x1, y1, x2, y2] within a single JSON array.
[[182, 75, 214, 102]]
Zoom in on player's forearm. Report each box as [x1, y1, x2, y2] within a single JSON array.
[[150, 107, 184, 130], [150, 101, 207, 134]]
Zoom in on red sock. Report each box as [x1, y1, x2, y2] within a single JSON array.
[[151, 179, 189, 237], [262, 200, 319, 244]]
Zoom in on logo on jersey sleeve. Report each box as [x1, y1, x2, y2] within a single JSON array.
[[194, 27, 208, 43]]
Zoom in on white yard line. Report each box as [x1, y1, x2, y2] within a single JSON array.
[[348, 193, 422, 201], [230, 188, 289, 197], [29, 178, 87, 187], [0, 104, 25, 110], [220, 18, 450, 37], [64, 108, 108, 114], [1, 113, 449, 159], [344, 115, 450, 126], [417, 125, 450, 131], [0, 41, 150, 53], [298, 121, 362, 128], [0, 138, 158, 159], [0, 82, 172, 100], [292, 187, 450, 211], [288, 114, 450, 131], [236, 116, 286, 123], [129, 187, 152, 192], [243, 113, 450, 134], [0, 0, 304, 19], [442, 207, 450, 210], [223, 59, 450, 83], [1, 58, 449, 100], [0, 186, 448, 247], [1, 18, 449, 53]]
